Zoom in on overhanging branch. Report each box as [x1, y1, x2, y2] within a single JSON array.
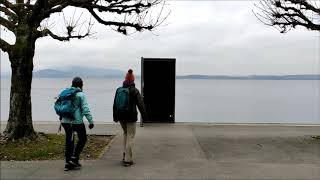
[[254, 0, 320, 32], [276, 1, 314, 25], [90, 2, 152, 14], [0, 16, 15, 31], [0, 6, 18, 21], [37, 28, 90, 41], [0, 0, 13, 8], [46, 3, 69, 15], [287, 0, 320, 14], [0, 0, 31, 13], [88, 8, 152, 34]]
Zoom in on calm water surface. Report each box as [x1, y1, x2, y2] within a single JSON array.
[[1, 78, 319, 123]]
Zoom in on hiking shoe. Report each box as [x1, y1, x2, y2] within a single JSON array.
[[64, 163, 75, 171], [122, 161, 134, 167], [70, 157, 82, 167]]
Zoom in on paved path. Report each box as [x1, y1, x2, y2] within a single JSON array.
[[1, 123, 320, 180]]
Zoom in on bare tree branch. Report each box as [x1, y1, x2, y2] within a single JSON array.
[[88, 8, 152, 34], [0, 0, 13, 8], [254, 0, 320, 33], [0, 6, 18, 21], [0, 0, 33, 8], [25, 0, 166, 38], [275, 1, 314, 24], [1, 0, 33, 12], [36, 28, 91, 41], [0, 16, 15, 31], [89, 1, 153, 14], [45, 2, 69, 15], [0, 37, 12, 53], [288, 0, 320, 14]]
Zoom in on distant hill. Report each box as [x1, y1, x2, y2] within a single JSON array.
[[33, 69, 68, 78], [177, 74, 320, 80], [2, 68, 320, 80], [32, 67, 124, 78], [61, 66, 124, 78]]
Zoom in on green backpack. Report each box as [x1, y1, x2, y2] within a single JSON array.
[[114, 87, 131, 113]]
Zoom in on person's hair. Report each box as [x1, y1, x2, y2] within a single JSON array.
[[72, 77, 83, 89]]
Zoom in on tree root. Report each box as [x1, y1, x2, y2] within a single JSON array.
[[0, 131, 48, 144]]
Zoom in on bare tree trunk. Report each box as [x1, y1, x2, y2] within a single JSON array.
[[3, 32, 37, 141]]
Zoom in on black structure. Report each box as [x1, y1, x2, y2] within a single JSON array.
[[141, 57, 176, 124]]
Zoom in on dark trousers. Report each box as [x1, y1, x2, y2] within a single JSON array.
[[62, 123, 87, 163]]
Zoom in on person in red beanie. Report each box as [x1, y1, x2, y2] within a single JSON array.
[[113, 69, 148, 166]]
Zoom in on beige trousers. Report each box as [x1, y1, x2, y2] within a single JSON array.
[[120, 121, 136, 162]]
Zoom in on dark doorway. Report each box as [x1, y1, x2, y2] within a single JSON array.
[[141, 57, 176, 124]]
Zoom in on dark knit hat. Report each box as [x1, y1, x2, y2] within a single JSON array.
[[72, 77, 83, 89], [125, 69, 135, 82]]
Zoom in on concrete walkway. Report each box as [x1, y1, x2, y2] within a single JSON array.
[[1, 123, 320, 180]]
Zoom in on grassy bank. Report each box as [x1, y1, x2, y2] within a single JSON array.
[[0, 134, 114, 161]]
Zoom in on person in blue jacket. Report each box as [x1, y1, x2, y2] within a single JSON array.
[[61, 77, 94, 171]]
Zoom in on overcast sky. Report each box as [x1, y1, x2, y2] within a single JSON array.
[[0, 1, 319, 75]]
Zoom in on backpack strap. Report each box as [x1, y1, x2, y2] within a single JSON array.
[[70, 88, 82, 121], [71, 88, 81, 103]]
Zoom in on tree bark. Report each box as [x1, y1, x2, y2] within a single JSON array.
[[3, 26, 37, 141]]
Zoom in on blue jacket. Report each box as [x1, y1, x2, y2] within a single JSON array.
[[61, 87, 93, 124]]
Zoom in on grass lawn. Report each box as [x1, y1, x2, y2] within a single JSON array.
[[0, 134, 114, 161]]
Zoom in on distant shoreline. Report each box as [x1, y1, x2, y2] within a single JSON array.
[[1, 75, 320, 80], [176, 75, 320, 80], [1, 68, 320, 80]]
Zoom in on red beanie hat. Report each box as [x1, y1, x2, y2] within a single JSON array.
[[125, 69, 135, 82]]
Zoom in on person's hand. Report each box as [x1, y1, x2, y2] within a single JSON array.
[[89, 123, 94, 129]]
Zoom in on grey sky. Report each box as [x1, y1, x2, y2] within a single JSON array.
[[0, 1, 319, 75]]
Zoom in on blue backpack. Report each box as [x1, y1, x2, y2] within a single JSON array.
[[115, 87, 131, 113], [54, 88, 81, 120]]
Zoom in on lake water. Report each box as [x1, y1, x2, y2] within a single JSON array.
[[1, 78, 319, 123]]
